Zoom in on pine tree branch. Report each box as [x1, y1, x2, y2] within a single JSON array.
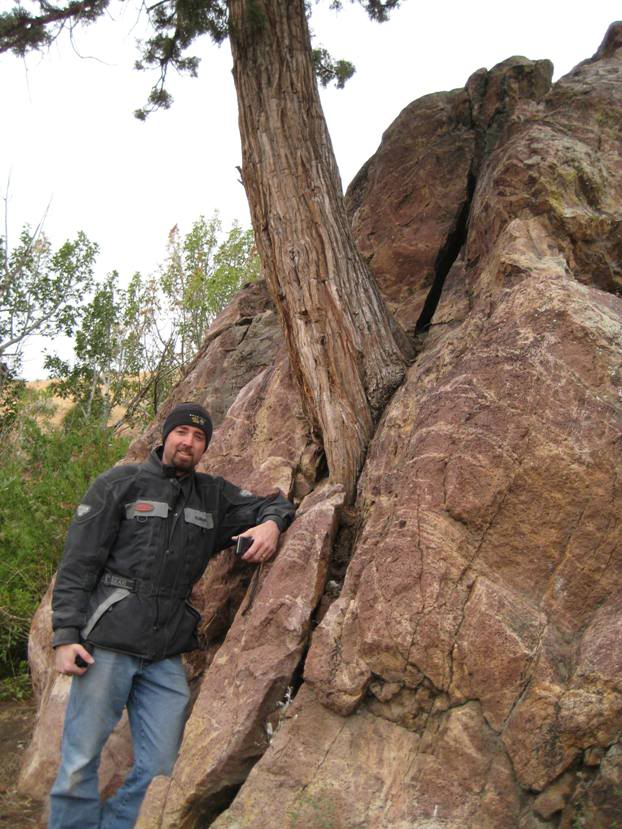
[[0, 1, 110, 56]]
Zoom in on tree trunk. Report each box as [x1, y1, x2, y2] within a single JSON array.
[[228, 0, 410, 498]]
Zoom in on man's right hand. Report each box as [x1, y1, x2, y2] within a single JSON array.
[[54, 643, 95, 676]]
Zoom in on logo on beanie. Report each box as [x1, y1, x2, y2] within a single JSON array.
[[190, 414, 205, 426]]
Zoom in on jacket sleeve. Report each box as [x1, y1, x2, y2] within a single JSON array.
[[214, 479, 296, 553], [51, 473, 122, 647]]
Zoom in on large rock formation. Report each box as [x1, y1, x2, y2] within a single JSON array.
[[211, 23, 622, 829], [21, 21, 622, 829]]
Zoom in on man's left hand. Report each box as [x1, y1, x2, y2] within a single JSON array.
[[235, 520, 281, 564]]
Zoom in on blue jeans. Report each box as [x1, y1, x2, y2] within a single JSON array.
[[49, 648, 190, 829]]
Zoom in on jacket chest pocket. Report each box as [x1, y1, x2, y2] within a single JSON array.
[[121, 500, 169, 549], [126, 500, 170, 521], [184, 508, 214, 531], [183, 508, 215, 582]]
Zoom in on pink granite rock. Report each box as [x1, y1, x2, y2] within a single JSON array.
[[346, 56, 552, 335], [211, 687, 530, 829], [135, 483, 345, 828], [214, 24, 622, 829]]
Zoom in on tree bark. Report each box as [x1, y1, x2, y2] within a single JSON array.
[[228, 0, 410, 498]]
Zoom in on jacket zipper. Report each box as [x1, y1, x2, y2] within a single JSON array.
[[160, 477, 197, 658], [153, 481, 184, 640]]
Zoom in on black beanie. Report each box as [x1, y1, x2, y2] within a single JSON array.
[[162, 403, 213, 448]]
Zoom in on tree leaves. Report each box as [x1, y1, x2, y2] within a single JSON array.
[[312, 47, 355, 88], [0, 1, 111, 57], [161, 213, 259, 364], [44, 213, 259, 427], [0, 225, 97, 367], [0, 407, 129, 680]]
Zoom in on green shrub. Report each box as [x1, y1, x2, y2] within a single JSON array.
[[0, 409, 130, 689]]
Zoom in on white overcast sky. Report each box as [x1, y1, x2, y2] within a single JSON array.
[[1, 0, 620, 378]]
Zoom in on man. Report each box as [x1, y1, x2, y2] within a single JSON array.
[[49, 402, 295, 829]]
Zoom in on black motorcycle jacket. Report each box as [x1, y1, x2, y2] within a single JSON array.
[[52, 448, 295, 660]]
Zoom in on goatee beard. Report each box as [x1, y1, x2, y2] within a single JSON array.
[[173, 450, 194, 471]]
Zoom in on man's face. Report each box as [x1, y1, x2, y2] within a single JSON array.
[[162, 425, 207, 473]]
